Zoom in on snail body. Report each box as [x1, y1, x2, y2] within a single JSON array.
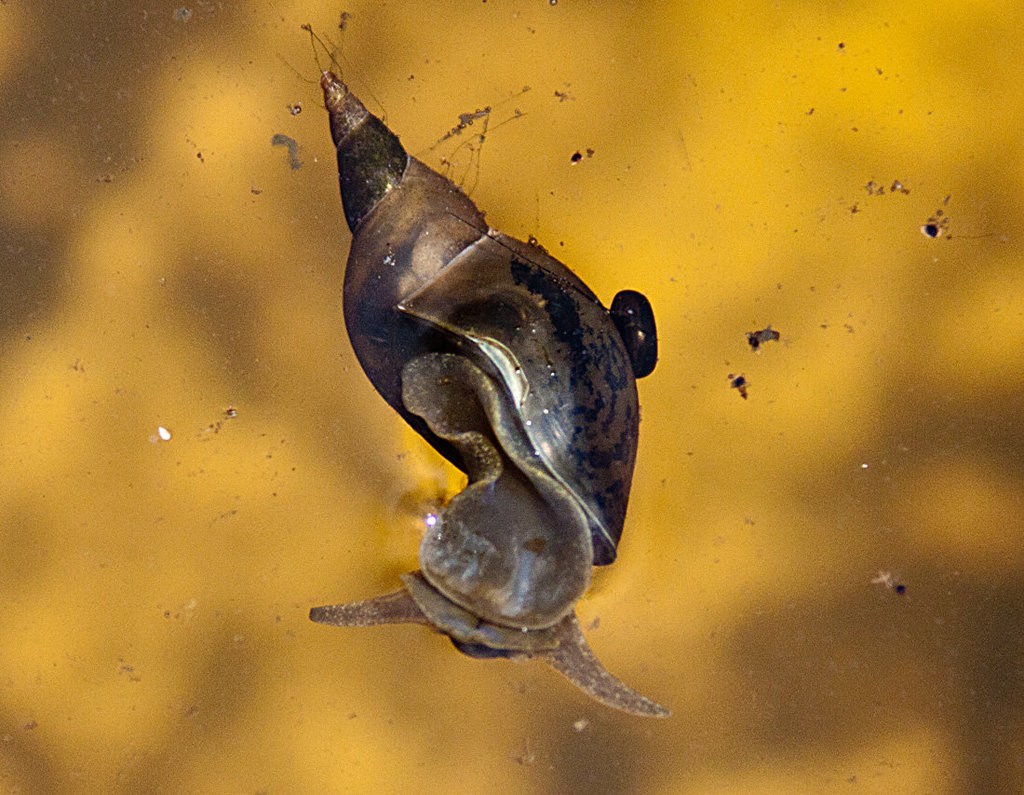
[[311, 71, 667, 717]]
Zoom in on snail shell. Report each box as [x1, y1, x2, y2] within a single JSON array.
[[310, 71, 667, 717]]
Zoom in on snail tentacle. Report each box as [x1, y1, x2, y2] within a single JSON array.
[[531, 613, 671, 718], [309, 588, 430, 628]]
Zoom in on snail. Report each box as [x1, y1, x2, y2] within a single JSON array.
[[309, 69, 667, 718]]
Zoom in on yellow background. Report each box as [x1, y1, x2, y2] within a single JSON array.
[[1, 1, 1022, 792]]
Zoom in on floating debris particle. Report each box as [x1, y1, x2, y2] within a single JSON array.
[[728, 373, 748, 399], [271, 133, 302, 170], [921, 199, 950, 238], [872, 570, 907, 595], [746, 326, 780, 351], [863, 179, 910, 196]]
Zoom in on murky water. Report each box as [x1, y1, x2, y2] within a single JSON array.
[[1, 2, 1022, 792]]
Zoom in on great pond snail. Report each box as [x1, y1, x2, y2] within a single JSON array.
[[309, 70, 667, 718]]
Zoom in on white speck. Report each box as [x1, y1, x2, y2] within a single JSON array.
[[573, 717, 590, 732], [425, 513, 438, 528], [860, 462, 868, 469], [157, 426, 172, 441]]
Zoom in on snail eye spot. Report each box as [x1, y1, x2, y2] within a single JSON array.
[[523, 537, 547, 555]]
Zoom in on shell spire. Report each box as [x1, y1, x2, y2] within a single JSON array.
[[321, 71, 409, 232]]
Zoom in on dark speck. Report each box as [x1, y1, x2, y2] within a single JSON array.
[[746, 326, 780, 351]]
